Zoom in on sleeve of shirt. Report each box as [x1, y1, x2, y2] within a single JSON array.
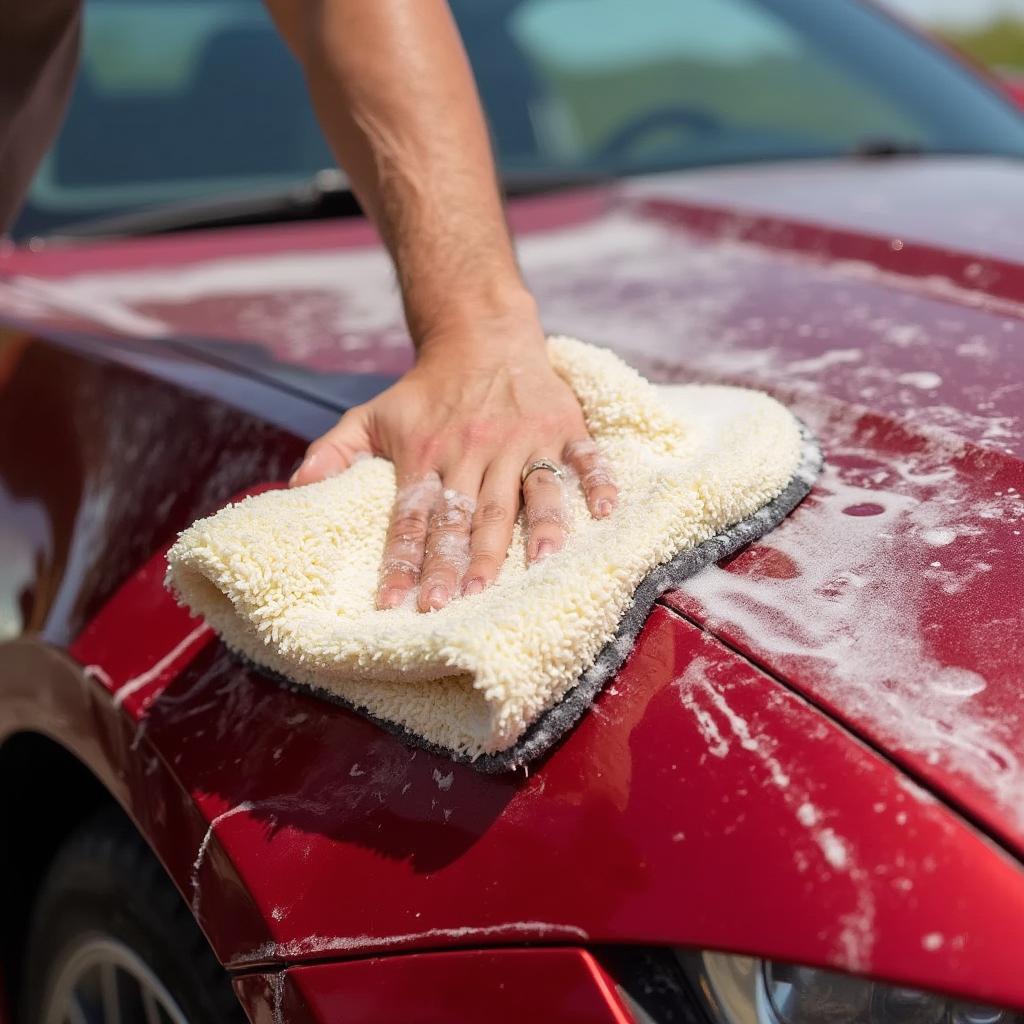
[[0, 0, 81, 235]]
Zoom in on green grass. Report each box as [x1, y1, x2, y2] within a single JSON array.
[[939, 18, 1024, 71]]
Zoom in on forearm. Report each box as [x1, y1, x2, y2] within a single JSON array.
[[277, 6, 617, 611], [266, 0, 536, 349]]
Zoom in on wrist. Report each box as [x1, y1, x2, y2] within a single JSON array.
[[412, 285, 545, 363]]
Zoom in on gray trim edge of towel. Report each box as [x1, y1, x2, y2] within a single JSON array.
[[255, 425, 824, 773]]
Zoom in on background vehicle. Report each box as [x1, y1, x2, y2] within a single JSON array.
[[2, 0, 1024, 1021]]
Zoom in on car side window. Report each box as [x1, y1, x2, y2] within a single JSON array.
[[30, 0, 332, 224], [506, 0, 921, 166]]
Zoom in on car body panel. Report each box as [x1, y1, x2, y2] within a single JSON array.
[[631, 156, 1024, 264], [59, 550, 1024, 1006], [0, 330, 307, 646], [233, 948, 633, 1024], [2, 160, 1021, 451], [2, 156, 1024, 1009]]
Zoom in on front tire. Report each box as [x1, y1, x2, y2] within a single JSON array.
[[20, 806, 244, 1024]]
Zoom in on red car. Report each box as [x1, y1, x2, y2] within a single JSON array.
[[2, 0, 1024, 1021]]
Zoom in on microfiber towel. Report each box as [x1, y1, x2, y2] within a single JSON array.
[[166, 337, 819, 769]]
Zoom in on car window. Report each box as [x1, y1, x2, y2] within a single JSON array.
[[505, 0, 920, 165], [27, 0, 332, 231], [15, 0, 1024, 238]]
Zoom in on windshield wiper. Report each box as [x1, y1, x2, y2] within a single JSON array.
[[37, 169, 361, 243], [35, 166, 612, 244], [851, 136, 925, 158]]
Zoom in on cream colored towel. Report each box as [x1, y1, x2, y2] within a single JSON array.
[[166, 337, 806, 762]]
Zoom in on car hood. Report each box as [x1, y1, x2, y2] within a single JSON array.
[[4, 156, 1024, 988]]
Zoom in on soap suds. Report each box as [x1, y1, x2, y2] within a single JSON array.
[[676, 656, 876, 971], [114, 624, 210, 710], [680, 409, 1024, 832], [563, 438, 615, 492], [818, 829, 850, 871], [920, 527, 957, 546], [424, 489, 475, 583], [796, 802, 820, 827], [228, 920, 590, 966], [897, 371, 943, 390], [191, 801, 254, 917], [837, 884, 877, 974], [6, 203, 1021, 456], [83, 664, 114, 689], [270, 972, 285, 1024]]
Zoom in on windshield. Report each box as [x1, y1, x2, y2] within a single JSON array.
[[14, 0, 1024, 239]]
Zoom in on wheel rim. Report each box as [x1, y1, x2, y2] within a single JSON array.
[[40, 934, 189, 1024]]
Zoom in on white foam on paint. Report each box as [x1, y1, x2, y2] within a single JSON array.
[[920, 527, 957, 546], [837, 883, 877, 974], [5, 203, 1020, 451], [674, 656, 876, 971], [228, 920, 590, 966], [2, 275, 169, 336], [191, 801, 254, 917], [83, 664, 114, 689], [786, 349, 863, 374], [114, 624, 210, 709], [818, 829, 851, 871], [680, 406, 1024, 830], [897, 371, 943, 390]]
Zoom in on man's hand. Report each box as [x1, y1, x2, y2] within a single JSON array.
[[266, 0, 614, 609], [290, 312, 618, 611]]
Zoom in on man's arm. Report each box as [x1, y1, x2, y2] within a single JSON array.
[[266, 0, 522, 344], [267, 0, 617, 611]]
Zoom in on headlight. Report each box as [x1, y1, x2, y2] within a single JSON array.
[[689, 953, 1016, 1024], [606, 950, 1020, 1024]]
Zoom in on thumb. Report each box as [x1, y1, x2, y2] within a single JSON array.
[[290, 406, 372, 487]]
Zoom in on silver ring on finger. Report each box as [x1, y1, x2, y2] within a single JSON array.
[[521, 458, 563, 486]]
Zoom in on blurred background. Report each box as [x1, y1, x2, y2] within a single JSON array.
[[14, 0, 1024, 241], [883, 0, 1024, 75]]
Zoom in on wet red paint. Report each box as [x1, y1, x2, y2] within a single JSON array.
[[0, 187, 607, 278], [663, 405, 1024, 861], [2, 144, 1024, 1014], [59, 569, 1024, 1006], [233, 949, 634, 1024], [841, 503, 885, 517]]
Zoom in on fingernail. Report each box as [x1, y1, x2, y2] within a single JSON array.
[[595, 498, 613, 517], [291, 452, 317, 485], [378, 587, 404, 610], [534, 540, 556, 561], [425, 584, 449, 610], [463, 578, 485, 596]]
